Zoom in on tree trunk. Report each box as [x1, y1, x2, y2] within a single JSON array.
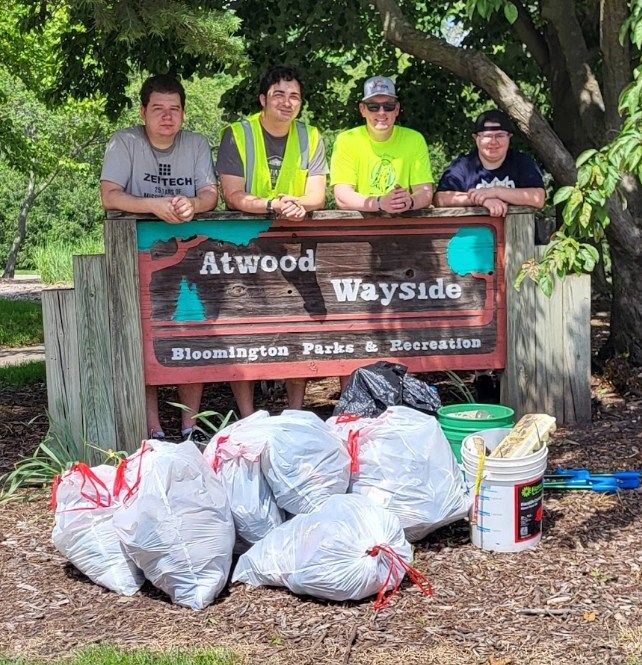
[[3, 171, 37, 279], [602, 190, 642, 364]]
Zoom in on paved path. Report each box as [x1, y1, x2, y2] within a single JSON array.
[[0, 345, 46, 368]]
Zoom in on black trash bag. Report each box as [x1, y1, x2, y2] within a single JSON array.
[[333, 361, 441, 418]]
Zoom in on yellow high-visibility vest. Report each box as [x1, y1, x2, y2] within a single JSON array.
[[229, 113, 319, 197]]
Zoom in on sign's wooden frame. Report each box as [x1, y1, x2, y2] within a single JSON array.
[[136, 214, 506, 384]]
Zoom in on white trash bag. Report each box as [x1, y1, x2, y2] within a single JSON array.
[[51, 463, 144, 596], [349, 406, 470, 541], [113, 440, 235, 610], [233, 493, 431, 606], [203, 411, 283, 545], [326, 413, 377, 471], [259, 410, 350, 514]]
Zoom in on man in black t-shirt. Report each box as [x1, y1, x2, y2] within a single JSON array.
[[434, 109, 545, 217]]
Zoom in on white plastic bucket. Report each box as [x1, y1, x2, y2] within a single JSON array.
[[462, 428, 547, 553]]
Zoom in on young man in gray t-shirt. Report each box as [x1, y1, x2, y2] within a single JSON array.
[[100, 75, 217, 441]]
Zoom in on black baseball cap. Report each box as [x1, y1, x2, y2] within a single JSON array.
[[473, 109, 514, 133]]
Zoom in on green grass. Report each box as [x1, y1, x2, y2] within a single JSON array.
[[0, 361, 45, 388], [0, 299, 43, 347], [0, 645, 239, 665], [32, 235, 104, 284]]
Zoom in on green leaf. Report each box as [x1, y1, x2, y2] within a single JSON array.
[[513, 268, 527, 291], [503, 2, 518, 24], [577, 168, 591, 188], [634, 18, 642, 48], [576, 149, 598, 167], [539, 274, 554, 298], [579, 244, 600, 263], [579, 202, 593, 228], [563, 189, 583, 227], [619, 17, 632, 46], [553, 186, 574, 205]]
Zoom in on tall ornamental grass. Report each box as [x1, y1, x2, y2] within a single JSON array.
[[32, 236, 104, 284]]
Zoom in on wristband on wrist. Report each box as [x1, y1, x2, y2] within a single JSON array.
[[266, 198, 274, 214], [409, 197, 415, 210], [376, 196, 382, 211]]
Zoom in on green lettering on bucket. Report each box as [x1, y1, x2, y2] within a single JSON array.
[[520, 481, 543, 498]]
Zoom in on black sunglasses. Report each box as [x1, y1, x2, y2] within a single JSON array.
[[365, 101, 397, 112]]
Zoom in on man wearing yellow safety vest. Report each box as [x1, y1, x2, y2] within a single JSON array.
[[216, 65, 328, 417]]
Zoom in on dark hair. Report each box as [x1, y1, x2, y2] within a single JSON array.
[[258, 66, 303, 101], [140, 74, 186, 108]]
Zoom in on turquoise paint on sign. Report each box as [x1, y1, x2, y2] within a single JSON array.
[[137, 218, 273, 251], [447, 227, 495, 275], [173, 277, 206, 322]]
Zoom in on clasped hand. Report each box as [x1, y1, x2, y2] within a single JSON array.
[[379, 185, 412, 213], [151, 196, 195, 223], [273, 195, 307, 219], [467, 187, 508, 217]]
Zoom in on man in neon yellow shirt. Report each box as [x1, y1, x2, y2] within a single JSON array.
[[331, 76, 434, 213], [216, 65, 328, 417]]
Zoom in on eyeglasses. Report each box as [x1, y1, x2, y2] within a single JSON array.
[[365, 102, 397, 112], [477, 131, 510, 142]]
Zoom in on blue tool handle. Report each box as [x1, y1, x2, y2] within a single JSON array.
[[547, 468, 641, 489]]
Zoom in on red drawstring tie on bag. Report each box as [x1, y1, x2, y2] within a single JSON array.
[[336, 413, 362, 424], [50, 474, 62, 511], [210, 434, 230, 472], [52, 463, 113, 512], [347, 429, 360, 474], [335, 414, 363, 474], [367, 543, 432, 610], [210, 435, 260, 471], [74, 463, 112, 508], [113, 441, 151, 502]]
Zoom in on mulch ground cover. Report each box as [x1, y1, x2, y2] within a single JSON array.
[[1, 313, 641, 663]]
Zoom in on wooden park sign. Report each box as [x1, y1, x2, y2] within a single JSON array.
[[42, 207, 590, 453], [137, 212, 506, 384]]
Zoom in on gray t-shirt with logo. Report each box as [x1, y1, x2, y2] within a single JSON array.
[[101, 126, 216, 198], [216, 125, 328, 188]]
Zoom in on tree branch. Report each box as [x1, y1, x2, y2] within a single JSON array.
[[34, 127, 103, 199], [371, 0, 576, 184], [540, 0, 605, 144], [511, 0, 550, 75]]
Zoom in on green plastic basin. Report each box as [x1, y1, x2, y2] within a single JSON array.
[[437, 403, 515, 462]]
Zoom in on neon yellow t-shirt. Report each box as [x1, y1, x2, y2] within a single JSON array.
[[330, 125, 433, 196]]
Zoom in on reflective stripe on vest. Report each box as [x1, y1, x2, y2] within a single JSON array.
[[240, 119, 255, 193]]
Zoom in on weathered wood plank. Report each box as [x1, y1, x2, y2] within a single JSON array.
[[502, 212, 537, 417], [104, 220, 147, 452], [534, 244, 565, 417], [502, 219, 591, 424], [560, 270, 592, 422], [74, 255, 117, 458], [107, 204, 538, 222], [42, 288, 84, 448]]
